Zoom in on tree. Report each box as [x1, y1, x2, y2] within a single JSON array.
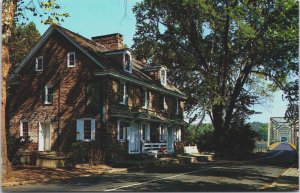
[[8, 22, 40, 75], [2, 0, 68, 177], [132, 0, 298, 153]]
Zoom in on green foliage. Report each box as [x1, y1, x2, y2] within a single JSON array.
[[14, 0, 70, 25], [132, 0, 298, 151], [284, 80, 298, 126], [225, 121, 259, 155], [67, 141, 105, 166], [184, 124, 214, 151], [249, 122, 268, 141], [6, 132, 32, 165], [8, 22, 40, 75]]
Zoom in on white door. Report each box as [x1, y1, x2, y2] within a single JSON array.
[[38, 122, 51, 151], [129, 123, 140, 154], [167, 128, 174, 153]]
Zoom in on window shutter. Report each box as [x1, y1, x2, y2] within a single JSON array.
[[67, 52, 70, 66], [127, 125, 130, 141], [41, 87, 45, 103], [76, 119, 84, 140], [146, 124, 150, 141], [178, 128, 181, 141], [20, 121, 23, 137], [164, 127, 168, 141], [125, 84, 128, 104], [118, 82, 122, 102], [91, 119, 96, 140]]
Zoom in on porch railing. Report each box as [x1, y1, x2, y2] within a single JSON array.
[[142, 142, 167, 153]]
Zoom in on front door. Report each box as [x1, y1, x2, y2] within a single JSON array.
[[167, 128, 174, 153], [129, 123, 140, 154], [38, 122, 51, 151]]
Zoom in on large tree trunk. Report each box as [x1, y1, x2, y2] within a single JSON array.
[[2, 42, 11, 178], [2, 0, 17, 179]]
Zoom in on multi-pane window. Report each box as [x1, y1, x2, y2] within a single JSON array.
[[159, 95, 165, 111], [22, 122, 29, 139], [35, 56, 43, 71], [160, 68, 167, 85], [176, 98, 179, 114], [118, 82, 127, 104], [44, 85, 54, 104], [123, 53, 132, 73], [118, 120, 129, 141], [159, 126, 167, 142], [67, 52, 76, 67], [83, 120, 92, 140]]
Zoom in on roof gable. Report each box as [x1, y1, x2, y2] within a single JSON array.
[[9, 25, 107, 80]]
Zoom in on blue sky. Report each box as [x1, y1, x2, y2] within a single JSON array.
[[27, 0, 289, 123]]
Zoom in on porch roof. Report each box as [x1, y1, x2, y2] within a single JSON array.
[[110, 111, 186, 125]]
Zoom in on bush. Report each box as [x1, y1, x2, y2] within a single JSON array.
[[184, 124, 215, 152], [67, 141, 105, 166], [6, 132, 32, 165]]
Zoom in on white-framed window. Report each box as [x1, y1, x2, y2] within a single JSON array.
[[83, 119, 92, 140], [76, 118, 96, 141], [141, 89, 148, 109], [67, 52, 76, 67], [44, 85, 54, 104], [117, 120, 129, 141], [160, 67, 167, 85], [123, 51, 132, 73], [140, 123, 150, 141], [35, 56, 43, 71], [175, 128, 182, 142], [118, 81, 127, 104], [20, 121, 29, 139], [176, 98, 179, 114]]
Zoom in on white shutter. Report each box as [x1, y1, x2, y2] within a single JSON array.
[[91, 119, 96, 140], [127, 124, 130, 141], [20, 121, 23, 137], [76, 119, 84, 140], [178, 128, 181, 141], [146, 123, 150, 141]]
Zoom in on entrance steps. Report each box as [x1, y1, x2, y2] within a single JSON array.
[[36, 151, 66, 168]]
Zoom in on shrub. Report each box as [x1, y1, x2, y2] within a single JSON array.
[[6, 132, 32, 165], [67, 141, 105, 166]]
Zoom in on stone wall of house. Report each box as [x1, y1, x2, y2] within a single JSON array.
[[102, 78, 184, 161], [8, 31, 100, 153]]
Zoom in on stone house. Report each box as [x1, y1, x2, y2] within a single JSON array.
[[8, 25, 186, 162]]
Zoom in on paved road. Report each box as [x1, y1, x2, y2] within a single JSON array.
[[4, 144, 298, 192]]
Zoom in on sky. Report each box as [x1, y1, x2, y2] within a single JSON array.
[[26, 0, 289, 124]]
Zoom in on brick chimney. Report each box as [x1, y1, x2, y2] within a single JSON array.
[[91, 33, 123, 50]]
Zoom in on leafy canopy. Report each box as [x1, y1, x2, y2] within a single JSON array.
[[8, 22, 41, 74], [133, 0, 298, 127]]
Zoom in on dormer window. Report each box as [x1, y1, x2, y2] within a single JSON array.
[[160, 67, 167, 85], [123, 51, 132, 73], [35, 56, 43, 71]]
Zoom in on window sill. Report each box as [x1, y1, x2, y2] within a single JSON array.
[[118, 140, 126, 142], [82, 139, 93, 142], [67, 65, 75, 68], [119, 102, 127, 105], [44, 102, 53, 105]]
